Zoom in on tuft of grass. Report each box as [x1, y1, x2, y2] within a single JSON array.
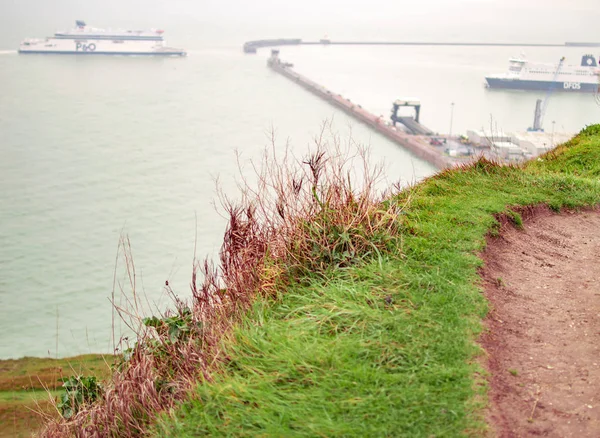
[[509, 369, 519, 377], [506, 210, 524, 229]]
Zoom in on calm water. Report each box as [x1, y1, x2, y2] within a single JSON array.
[[1, 1, 599, 359]]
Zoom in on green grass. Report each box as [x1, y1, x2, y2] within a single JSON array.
[[152, 127, 600, 437], [0, 354, 112, 392], [0, 354, 112, 438], [528, 124, 600, 178], [0, 389, 61, 404]]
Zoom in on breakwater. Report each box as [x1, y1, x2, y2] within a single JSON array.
[[243, 39, 302, 53], [244, 39, 599, 53], [267, 55, 455, 169]]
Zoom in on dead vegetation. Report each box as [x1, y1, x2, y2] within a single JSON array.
[[41, 123, 405, 437]]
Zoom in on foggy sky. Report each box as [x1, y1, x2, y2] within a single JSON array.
[[1, 0, 599, 48]]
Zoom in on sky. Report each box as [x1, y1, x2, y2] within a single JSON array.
[[1, 0, 599, 48]]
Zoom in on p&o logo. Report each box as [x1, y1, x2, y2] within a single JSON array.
[[75, 42, 97, 52], [563, 82, 581, 90]]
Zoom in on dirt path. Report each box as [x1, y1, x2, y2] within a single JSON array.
[[480, 207, 600, 437]]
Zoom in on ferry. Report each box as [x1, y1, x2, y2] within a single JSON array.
[[19, 21, 186, 56], [485, 54, 600, 93]]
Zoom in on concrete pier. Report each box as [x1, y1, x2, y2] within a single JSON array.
[[267, 52, 458, 169]]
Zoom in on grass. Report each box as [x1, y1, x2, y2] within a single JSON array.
[[39, 124, 600, 437], [149, 125, 600, 437], [0, 354, 112, 438], [528, 124, 600, 178]]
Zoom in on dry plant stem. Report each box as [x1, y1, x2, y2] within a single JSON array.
[[41, 122, 399, 437], [529, 385, 541, 423]]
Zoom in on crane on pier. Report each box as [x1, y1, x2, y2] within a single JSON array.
[[529, 56, 565, 132]]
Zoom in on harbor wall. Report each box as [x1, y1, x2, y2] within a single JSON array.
[[244, 39, 595, 53], [268, 62, 453, 170]]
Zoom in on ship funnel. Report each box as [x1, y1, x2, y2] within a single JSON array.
[[581, 54, 597, 67]]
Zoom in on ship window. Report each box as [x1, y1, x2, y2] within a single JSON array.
[[113, 40, 124, 44]]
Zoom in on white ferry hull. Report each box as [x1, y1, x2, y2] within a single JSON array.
[[486, 77, 599, 93], [19, 38, 185, 56]]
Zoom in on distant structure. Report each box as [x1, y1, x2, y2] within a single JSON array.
[[267, 51, 454, 169], [390, 100, 434, 136], [267, 49, 293, 68], [467, 129, 574, 160], [530, 99, 544, 132], [267, 49, 575, 165], [392, 99, 421, 123], [244, 38, 600, 54], [527, 57, 565, 132], [243, 39, 302, 54]]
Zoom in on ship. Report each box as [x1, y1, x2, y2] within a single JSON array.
[[19, 21, 186, 56], [485, 54, 600, 93]]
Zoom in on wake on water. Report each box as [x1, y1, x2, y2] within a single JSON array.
[[0, 50, 18, 55]]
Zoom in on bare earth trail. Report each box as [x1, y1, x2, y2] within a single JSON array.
[[480, 208, 600, 437]]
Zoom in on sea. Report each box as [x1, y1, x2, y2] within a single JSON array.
[[1, 0, 599, 359]]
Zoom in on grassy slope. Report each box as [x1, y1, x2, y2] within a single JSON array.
[[154, 126, 600, 437], [0, 355, 112, 438], [528, 124, 600, 178]]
